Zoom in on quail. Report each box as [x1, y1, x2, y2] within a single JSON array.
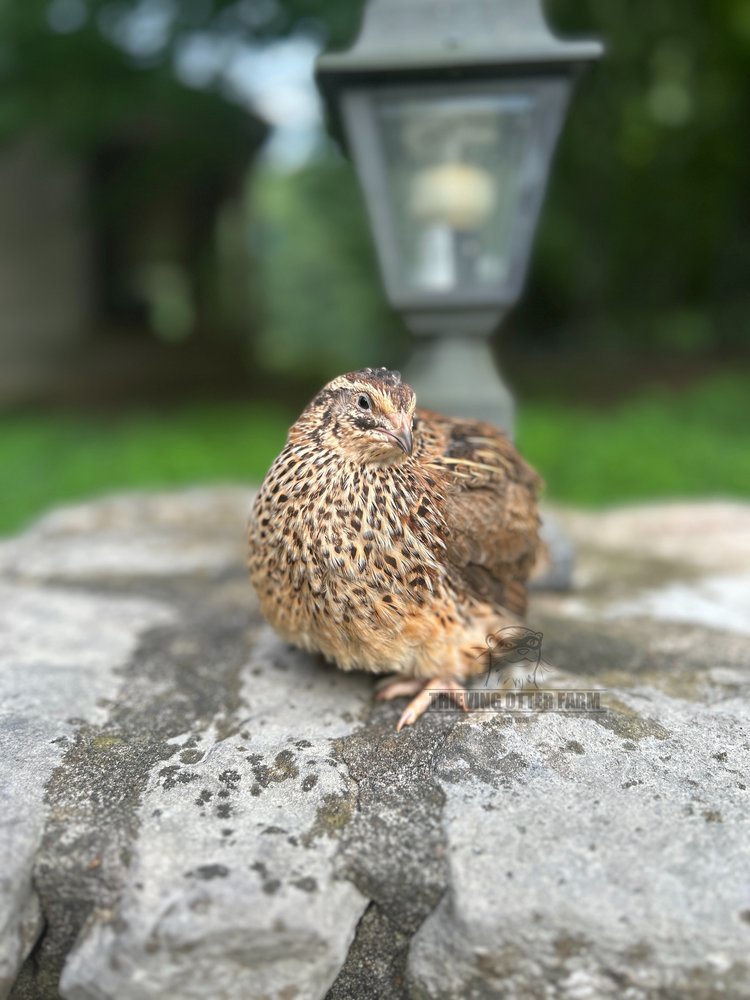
[[248, 368, 543, 730]]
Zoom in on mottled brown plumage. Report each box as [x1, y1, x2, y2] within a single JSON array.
[[248, 368, 543, 728]]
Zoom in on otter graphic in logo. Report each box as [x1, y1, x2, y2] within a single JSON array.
[[473, 626, 547, 690]]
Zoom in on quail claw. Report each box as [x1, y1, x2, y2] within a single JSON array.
[[395, 675, 468, 731], [396, 707, 415, 731]]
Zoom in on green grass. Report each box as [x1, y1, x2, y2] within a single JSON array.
[[0, 402, 290, 537], [516, 373, 750, 505], [1, 374, 747, 537]]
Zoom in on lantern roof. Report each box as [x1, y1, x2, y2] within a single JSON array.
[[317, 0, 603, 84]]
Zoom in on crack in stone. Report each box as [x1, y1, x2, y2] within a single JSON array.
[[325, 703, 465, 995]]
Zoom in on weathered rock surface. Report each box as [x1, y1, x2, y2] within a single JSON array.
[[1, 489, 748, 999]]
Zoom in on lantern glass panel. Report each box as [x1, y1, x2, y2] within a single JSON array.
[[341, 78, 570, 310]]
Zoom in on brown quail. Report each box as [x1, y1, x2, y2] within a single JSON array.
[[248, 368, 543, 730]]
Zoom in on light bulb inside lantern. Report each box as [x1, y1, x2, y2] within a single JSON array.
[[409, 162, 497, 231]]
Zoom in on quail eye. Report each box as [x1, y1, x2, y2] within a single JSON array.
[[357, 395, 371, 411]]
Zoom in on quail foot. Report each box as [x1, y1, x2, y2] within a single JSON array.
[[248, 368, 543, 730]]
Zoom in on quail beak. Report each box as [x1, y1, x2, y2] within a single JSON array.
[[382, 413, 413, 456]]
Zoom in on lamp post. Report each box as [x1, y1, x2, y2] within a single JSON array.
[[316, 0, 602, 434]]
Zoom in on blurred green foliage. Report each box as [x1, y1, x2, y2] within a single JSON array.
[[3, 373, 748, 536], [527, 0, 750, 354], [0, 0, 355, 151], [1, 0, 748, 362], [0, 1, 265, 161], [251, 160, 403, 380]]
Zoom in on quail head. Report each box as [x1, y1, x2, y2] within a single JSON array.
[[248, 368, 543, 729]]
